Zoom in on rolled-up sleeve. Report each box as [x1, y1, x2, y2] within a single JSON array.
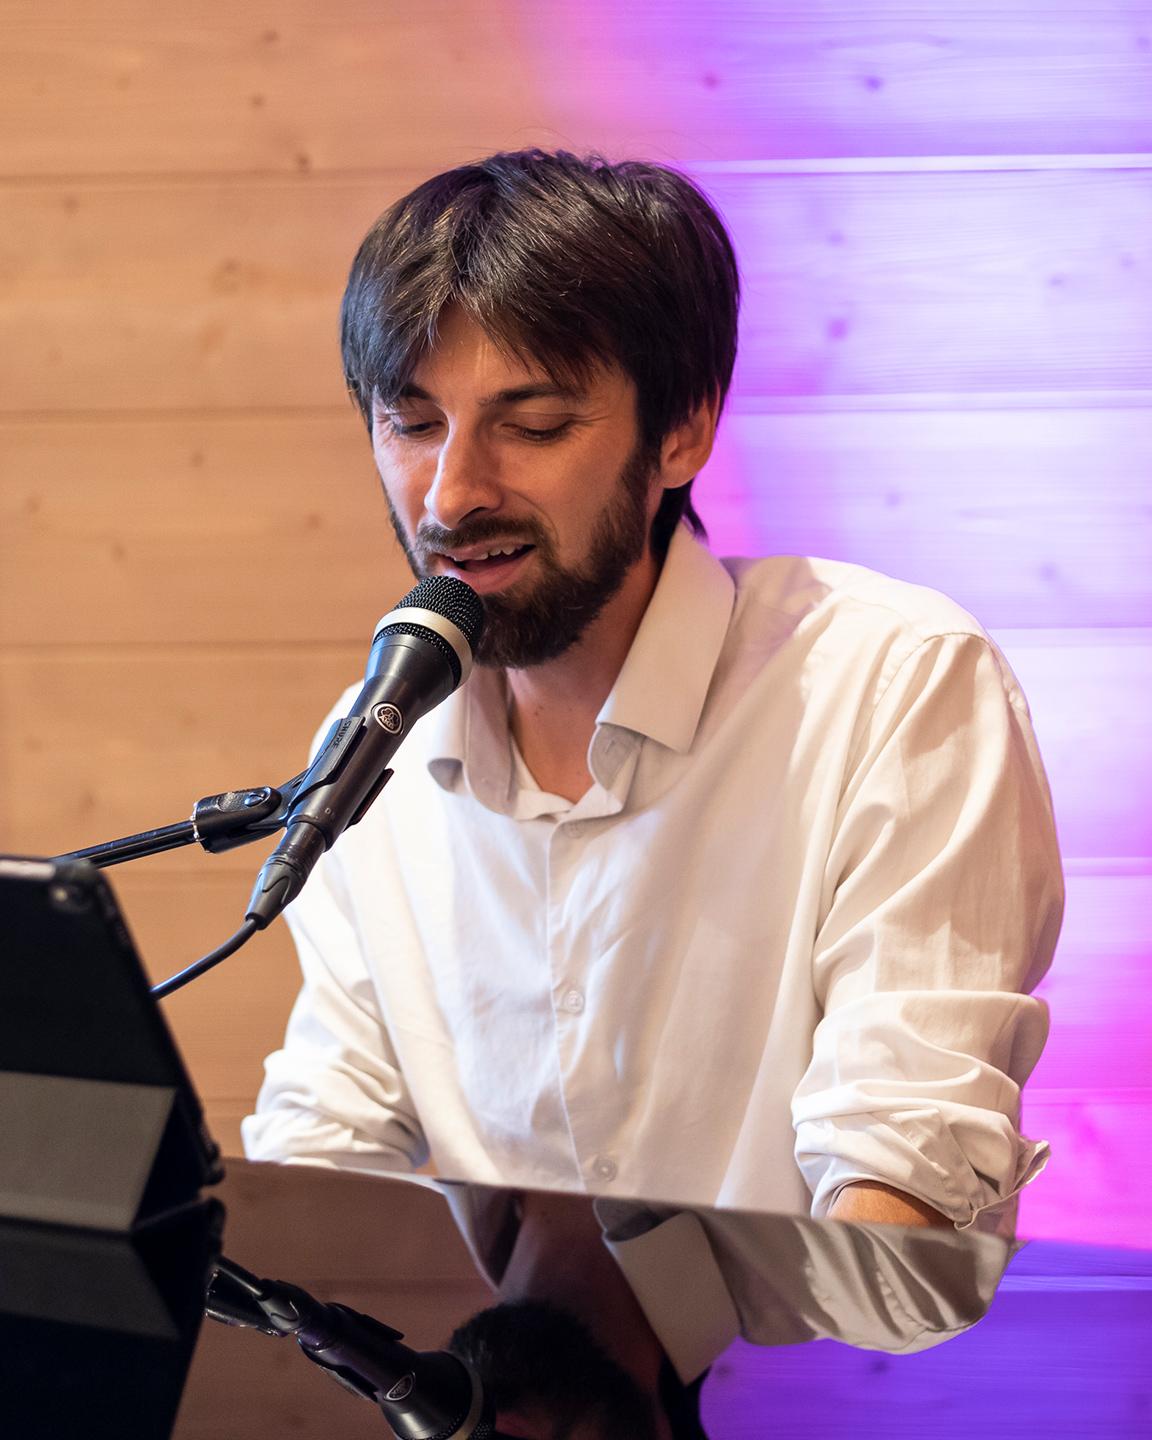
[[240, 845, 426, 1175], [792, 631, 1063, 1230]]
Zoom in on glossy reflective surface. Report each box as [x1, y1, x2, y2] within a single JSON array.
[[3, 1160, 1148, 1438]]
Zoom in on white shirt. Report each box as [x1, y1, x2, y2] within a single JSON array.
[[243, 528, 1062, 1243], [594, 1200, 1015, 1378]]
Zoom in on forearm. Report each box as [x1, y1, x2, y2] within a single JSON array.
[[828, 1180, 952, 1228]]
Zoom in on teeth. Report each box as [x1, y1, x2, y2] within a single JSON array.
[[450, 544, 524, 562]]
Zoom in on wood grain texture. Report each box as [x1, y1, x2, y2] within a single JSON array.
[[2, 169, 1150, 413], [0, 646, 364, 865], [0, 177, 397, 412], [4, 406, 1149, 648], [2, 4, 1151, 176], [706, 406, 1152, 629], [0, 411, 407, 646], [709, 166, 1152, 401]]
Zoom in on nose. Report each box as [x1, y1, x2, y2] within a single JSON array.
[[423, 426, 502, 531]]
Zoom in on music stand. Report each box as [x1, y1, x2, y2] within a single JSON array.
[[0, 854, 223, 1440]]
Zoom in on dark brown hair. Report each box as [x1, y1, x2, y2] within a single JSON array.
[[341, 149, 740, 557]]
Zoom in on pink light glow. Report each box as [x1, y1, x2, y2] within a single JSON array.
[[518, 1, 1152, 1250]]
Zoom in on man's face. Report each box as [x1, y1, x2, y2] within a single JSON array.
[[370, 309, 663, 669]]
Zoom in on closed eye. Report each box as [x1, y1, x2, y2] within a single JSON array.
[[511, 422, 573, 443], [380, 418, 574, 442]]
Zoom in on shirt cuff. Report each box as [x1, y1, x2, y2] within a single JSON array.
[[435, 1181, 522, 1292], [797, 1105, 1051, 1237], [595, 1203, 740, 1384]]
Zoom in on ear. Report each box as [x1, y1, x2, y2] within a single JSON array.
[[656, 391, 721, 492]]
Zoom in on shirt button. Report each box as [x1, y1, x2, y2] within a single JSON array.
[[561, 988, 585, 1015], [592, 1155, 617, 1182]]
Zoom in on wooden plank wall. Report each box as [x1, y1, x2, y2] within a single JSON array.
[[1, 2, 1149, 1251]]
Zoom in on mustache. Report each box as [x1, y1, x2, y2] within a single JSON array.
[[414, 516, 551, 556]]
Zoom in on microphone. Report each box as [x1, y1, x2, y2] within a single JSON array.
[[246, 575, 484, 928], [207, 1258, 494, 1438], [295, 1303, 494, 1440]]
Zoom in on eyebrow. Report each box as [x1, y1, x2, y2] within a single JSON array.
[[391, 382, 588, 408]]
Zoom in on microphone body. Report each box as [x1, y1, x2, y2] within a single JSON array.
[[296, 1301, 493, 1439], [246, 577, 484, 928]]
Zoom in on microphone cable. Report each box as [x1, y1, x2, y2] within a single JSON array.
[[150, 919, 260, 1000]]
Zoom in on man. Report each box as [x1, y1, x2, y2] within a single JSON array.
[[243, 150, 1062, 1430]]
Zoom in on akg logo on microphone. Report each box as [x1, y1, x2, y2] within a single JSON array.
[[373, 702, 404, 735]]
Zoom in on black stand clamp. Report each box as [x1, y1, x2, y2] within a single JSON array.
[[57, 773, 309, 871]]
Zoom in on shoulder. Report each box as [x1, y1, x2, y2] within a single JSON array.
[[722, 554, 989, 651], [713, 554, 1024, 718]]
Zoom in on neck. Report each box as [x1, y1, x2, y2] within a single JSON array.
[[505, 548, 659, 802]]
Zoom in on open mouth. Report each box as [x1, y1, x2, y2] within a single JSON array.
[[444, 543, 535, 574], [433, 543, 537, 594]]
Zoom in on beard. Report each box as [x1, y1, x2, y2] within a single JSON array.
[[384, 442, 656, 669]]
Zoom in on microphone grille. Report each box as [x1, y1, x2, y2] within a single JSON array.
[[391, 575, 486, 649]]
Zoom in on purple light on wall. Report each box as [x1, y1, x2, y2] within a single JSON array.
[[518, 1, 1152, 1250]]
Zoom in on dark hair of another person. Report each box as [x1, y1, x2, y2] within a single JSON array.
[[340, 149, 741, 560], [447, 1299, 661, 1440]]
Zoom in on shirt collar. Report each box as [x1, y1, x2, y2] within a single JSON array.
[[597, 525, 735, 753], [421, 525, 736, 796], [424, 663, 510, 808]]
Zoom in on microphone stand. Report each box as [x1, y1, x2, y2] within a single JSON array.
[[206, 1256, 491, 1439], [53, 770, 322, 998], [54, 745, 397, 997], [56, 774, 310, 869]]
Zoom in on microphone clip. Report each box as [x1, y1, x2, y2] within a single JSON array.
[[191, 782, 298, 854]]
